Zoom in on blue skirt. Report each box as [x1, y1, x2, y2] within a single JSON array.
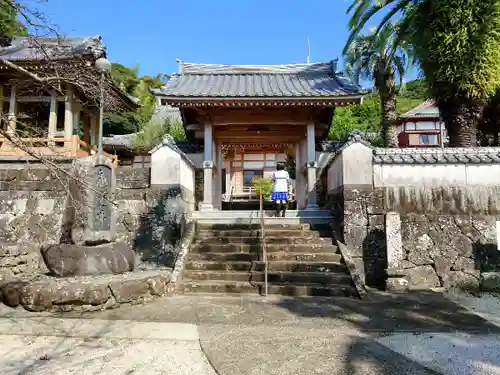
[[271, 192, 289, 201]]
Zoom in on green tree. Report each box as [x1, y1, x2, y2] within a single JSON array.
[[0, 0, 27, 44], [344, 22, 412, 146], [408, 0, 500, 146], [345, 0, 500, 146]]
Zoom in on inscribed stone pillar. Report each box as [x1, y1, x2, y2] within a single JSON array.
[[306, 123, 318, 209], [67, 154, 117, 245], [48, 91, 58, 146], [7, 84, 16, 135], [64, 88, 74, 149], [200, 123, 214, 211]]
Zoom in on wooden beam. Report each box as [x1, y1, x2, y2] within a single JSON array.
[[2, 96, 66, 102], [8, 84, 16, 135]]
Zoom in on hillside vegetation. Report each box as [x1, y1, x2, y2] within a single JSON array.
[[329, 79, 428, 142]]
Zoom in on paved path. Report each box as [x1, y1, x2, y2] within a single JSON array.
[[1, 291, 500, 374], [0, 317, 215, 375]]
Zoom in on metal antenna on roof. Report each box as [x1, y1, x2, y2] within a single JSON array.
[[307, 37, 311, 64]]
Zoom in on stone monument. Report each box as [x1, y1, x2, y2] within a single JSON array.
[[42, 155, 135, 277]]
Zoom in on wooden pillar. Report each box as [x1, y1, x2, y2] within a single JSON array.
[[90, 115, 98, 149], [48, 91, 57, 147], [82, 113, 90, 145], [73, 102, 80, 136], [7, 84, 16, 135], [306, 123, 318, 209], [200, 123, 214, 211], [64, 88, 73, 149], [0, 85, 4, 130]]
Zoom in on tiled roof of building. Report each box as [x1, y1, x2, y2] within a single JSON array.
[[151, 105, 182, 123], [401, 99, 440, 118], [0, 36, 106, 61], [151, 61, 362, 98], [373, 148, 500, 164]]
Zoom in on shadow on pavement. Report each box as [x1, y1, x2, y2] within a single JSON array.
[[273, 291, 500, 375]]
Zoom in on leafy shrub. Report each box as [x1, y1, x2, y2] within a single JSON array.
[[251, 176, 273, 201]]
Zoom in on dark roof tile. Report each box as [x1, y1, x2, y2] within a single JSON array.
[[152, 61, 362, 98]]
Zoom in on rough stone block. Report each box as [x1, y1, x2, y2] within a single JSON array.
[[406, 265, 440, 289], [42, 243, 135, 277], [19, 283, 53, 312], [109, 279, 150, 303], [480, 272, 500, 291]]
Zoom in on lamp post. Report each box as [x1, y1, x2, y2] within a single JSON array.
[[95, 57, 111, 155]]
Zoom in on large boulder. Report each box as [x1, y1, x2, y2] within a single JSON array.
[[41, 243, 135, 277]]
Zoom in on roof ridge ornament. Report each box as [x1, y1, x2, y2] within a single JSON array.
[[176, 58, 184, 74]]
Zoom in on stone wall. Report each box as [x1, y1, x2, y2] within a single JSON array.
[[324, 138, 500, 291], [0, 163, 193, 283]]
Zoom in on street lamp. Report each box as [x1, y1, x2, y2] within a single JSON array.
[[95, 57, 112, 155]]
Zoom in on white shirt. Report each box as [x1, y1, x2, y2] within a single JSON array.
[[272, 170, 290, 193]]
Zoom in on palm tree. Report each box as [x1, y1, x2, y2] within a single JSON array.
[[345, 0, 500, 147], [408, 0, 500, 146], [344, 22, 411, 147]]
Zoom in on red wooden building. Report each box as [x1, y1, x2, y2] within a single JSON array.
[[397, 100, 447, 148]]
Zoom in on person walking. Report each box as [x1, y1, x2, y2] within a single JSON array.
[[271, 162, 290, 217]]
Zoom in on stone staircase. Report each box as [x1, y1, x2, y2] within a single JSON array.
[[179, 223, 359, 297]]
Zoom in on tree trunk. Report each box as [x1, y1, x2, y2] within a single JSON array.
[[378, 70, 399, 148], [439, 99, 484, 147]]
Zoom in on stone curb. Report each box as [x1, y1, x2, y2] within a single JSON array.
[[334, 238, 368, 299], [170, 220, 196, 292], [0, 317, 199, 341]]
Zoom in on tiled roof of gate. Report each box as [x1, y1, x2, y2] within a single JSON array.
[[151, 61, 362, 98]]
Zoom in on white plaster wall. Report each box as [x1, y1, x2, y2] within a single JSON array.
[[374, 164, 500, 187], [326, 142, 373, 191], [179, 157, 195, 193], [327, 153, 343, 191], [150, 145, 180, 186]]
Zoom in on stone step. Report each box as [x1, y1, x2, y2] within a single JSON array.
[[183, 270, 352, 285], [184, 260, 347, 273], [196, 223, 331, 231], [181, 280, 358, 297], [195, 217, 332, 225], [197, 229, 333, 239], [194, 236, 334, 245], [193, 209, 332, 220], [191, 243, 338, 254], [187, 252, 343, 263]]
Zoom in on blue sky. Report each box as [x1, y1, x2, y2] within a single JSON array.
[[31, 0, 418, 82]]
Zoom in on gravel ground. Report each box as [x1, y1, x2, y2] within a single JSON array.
[[444, 290, 500, 327], [0, 335, 217, 375], [377, 332, 500, 375], [373, 291, 500, 375]]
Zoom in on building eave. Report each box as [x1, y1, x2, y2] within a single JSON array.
[[162, 95, 363, 108]]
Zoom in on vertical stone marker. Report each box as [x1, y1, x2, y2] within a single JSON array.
[[385, 211, 408, 291], [68, 154, 117, 245], [386, 212, 403, 268]]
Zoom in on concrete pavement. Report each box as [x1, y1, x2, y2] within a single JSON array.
[[1, 291, 500, 374]]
